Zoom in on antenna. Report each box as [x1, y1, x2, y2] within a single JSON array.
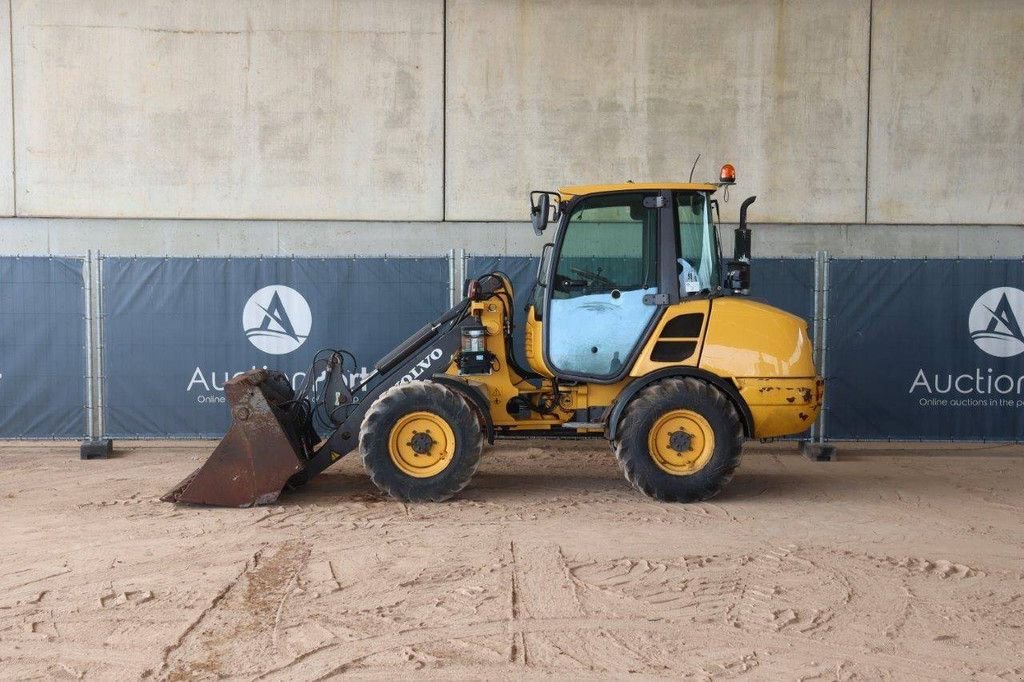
[[688, 153, 701, 183]]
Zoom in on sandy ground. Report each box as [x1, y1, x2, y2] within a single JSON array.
[[0, 440, 1022, 681]]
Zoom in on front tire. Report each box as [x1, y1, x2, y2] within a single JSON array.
[[613, 377, 743, 502], [359, 380, 484, 502]]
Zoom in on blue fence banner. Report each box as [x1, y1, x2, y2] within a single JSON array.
[[750, 258, 815, 326], [4, 253, 1019, 443], [102, 257, 448, 437], [0, 257, 86, 437], [826, 259, 1024, 440]]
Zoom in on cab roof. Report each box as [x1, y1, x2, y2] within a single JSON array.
[[558, 182, 720, 200]]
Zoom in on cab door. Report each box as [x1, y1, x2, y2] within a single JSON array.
[[543, 191, 663, 381]]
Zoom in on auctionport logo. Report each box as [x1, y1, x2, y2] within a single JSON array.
[[910, 286, 1024, 406], [242, 285, 312, 355], [968, 287, 1024, 358]]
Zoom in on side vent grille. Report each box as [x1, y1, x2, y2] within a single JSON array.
[[659, 313, 704, 339], [650, 313, 704, 363], [651, 341, 697, 362]]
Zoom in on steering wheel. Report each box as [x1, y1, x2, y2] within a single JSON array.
[[571, 267, 616, 288]]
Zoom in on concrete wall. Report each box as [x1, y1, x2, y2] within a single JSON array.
[[1, 218, 1018, 259], [446, 0, 869, 224], [0, 0, 1020, 257], [868, 0, 1024, 224], [12, 0, 443, 220], [0, 1, 12, 216]]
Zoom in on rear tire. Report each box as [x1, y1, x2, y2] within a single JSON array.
[[613, 377, 743, 502], [359, 380, 483, 502]]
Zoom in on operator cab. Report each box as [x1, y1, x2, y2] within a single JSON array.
[[529, 168, 753, 383]]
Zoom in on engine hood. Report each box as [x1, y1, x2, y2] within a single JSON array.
[[698, 297, 816, 378]]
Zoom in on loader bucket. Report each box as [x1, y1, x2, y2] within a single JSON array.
[[162, 369, 313, 507]]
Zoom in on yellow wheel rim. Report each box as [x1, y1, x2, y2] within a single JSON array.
[[647, 409, 715, 475], [388, 411, 457, 478]]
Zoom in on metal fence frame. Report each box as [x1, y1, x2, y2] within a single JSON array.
[[83, 251, 108, 442], [808, 251, 830, 446]]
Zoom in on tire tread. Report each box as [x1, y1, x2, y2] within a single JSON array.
[[359, 380, 484, 502], [613, 377, 743, 502]]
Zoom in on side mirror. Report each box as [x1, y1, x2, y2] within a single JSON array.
[[531, 193, 549, 235], [530, 191, 561, 236]]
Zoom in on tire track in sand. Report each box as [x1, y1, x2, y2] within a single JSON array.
[[158, 540, 311, 681]]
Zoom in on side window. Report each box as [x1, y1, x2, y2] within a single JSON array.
[[546, 193, 659, 377], [676, 192, 719, 295]]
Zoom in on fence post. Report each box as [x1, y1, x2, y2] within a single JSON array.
[[802, 250, 836, 461], [80, 251, 113, 459], [820, 251, 831, 443], [460, 249, 467, 296], [82, 252, 94, 442], [97, 253, 108, 441], [447, 249, 457, 308]]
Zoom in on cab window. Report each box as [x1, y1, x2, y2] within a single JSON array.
[[675, 192, 719, 295], [552, 193, 657, 298], [546, 192, 659, 378]]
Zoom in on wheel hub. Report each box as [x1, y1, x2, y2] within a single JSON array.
[[388, 411, 457, 478], [408, 430, 437, 455], [668, 429, 694, 453], [647, 410, 715, 476]]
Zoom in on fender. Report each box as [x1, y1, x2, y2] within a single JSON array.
[[604, 366, 754, 441], [431, 376, 496, 445]]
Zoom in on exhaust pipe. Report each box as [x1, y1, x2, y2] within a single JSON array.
[[725, 196, 756, 295]]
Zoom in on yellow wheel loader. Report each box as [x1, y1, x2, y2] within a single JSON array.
[[164, 166, 823, 507]]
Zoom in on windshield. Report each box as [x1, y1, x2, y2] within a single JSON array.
[[675, 192, 720, 295], [552, 192, 657, 298]]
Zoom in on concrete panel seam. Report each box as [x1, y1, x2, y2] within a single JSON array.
[[863, 0, 872, 225], [442, 0, 447, 221], [6, 0, 12, 216]]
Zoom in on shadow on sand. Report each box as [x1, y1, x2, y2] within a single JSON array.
[[273, 445, 1015, 509]]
